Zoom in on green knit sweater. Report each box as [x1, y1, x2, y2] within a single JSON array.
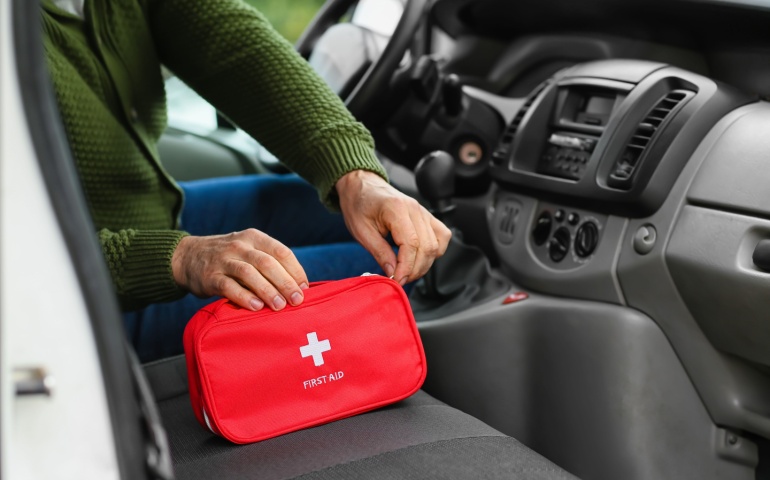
[[42, 0, 387, 311]]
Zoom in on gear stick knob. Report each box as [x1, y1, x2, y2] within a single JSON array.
[[414, 151, 457, 301], [415, 151, 456, 220]]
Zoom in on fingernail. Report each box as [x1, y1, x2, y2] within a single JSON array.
[[290, 291, 303, 306], [384, 263, 395, 277], [399, 276, 409, 286], [299, 282, 309, 290], [250, 298, 264, 311], [273, 295, 286, 310]]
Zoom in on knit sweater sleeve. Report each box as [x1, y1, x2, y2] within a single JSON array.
[[144, 0, 387, 208], [99, 229, 190, 310]]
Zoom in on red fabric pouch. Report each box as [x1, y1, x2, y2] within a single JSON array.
[[183, 275, 427, 444]]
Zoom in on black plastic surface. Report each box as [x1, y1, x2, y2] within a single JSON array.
[[410, 237, 510, 321], [532, 211, 552, 246], [415, 151, 456, 201], [752, 240, 770, 272]]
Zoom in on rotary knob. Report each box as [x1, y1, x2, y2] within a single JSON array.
[[548, 227, 571, 262], [575, 222, 599, 257]]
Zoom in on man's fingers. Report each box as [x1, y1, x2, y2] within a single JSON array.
[[213, 274, 265, 312], [409, 208, 436, 280], [353, 223, 398, 277], [250, 232, 309, 289], [225, 258, 293, 311], [390, 211, 420, 285], [431, 215, 452, 256], [236, 230, 308, 307], [245, 250, 306, 308]]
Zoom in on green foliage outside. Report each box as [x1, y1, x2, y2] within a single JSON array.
[[244, 0, 326, 43]]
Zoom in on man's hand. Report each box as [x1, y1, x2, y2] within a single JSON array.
[[336, 170, 452, 285], [171, 229, 308, 311]]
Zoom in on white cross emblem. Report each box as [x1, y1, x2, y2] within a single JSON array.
[[299, 332, 331, 367]]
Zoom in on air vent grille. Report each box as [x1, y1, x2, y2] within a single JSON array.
[[607, 90, 691, 189], [491, 81, 549, 166]]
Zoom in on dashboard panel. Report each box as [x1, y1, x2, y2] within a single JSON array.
[[488, 60, 751, 217], [470, 56, 770, 462], [416, 1, 770, 478]]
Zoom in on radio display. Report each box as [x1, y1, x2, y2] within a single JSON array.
[[574, 94, 616, 126]]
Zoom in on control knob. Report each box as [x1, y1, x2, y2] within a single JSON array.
[[548, 227, 571, 262], [575, 222, 599, 257]]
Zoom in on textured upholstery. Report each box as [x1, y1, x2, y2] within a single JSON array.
[[146, 356, 578, 479]]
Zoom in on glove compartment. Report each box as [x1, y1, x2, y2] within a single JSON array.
[[667, 103, 770, 367]]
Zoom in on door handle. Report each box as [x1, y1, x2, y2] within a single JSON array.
[[14, 367, 54, 396]]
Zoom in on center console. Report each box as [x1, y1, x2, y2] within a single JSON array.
[[481, 59, 750, 290]]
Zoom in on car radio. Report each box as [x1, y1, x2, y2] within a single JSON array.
[[537, 132, 597, 180], [535, 86, 623, 181]]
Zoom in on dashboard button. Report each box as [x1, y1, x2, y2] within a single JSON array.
[[554, 209, 565, 222], [568, 212, 580, 225], [532, 212, 552, 246], [575, 222, 599, 257], [549, 227, 571, 262]]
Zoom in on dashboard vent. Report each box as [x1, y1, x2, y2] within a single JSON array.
[[491, 81, 549, 166], [607, 90, 691, 189]]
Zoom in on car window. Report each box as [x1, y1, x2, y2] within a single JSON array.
[[165, 0, 325, 133], [164, 0, 405, 133]]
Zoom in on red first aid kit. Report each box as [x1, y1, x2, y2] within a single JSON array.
[[183, 275, 427, 444]]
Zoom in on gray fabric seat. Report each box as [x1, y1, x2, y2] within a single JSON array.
[[145, 356, 577, 480]]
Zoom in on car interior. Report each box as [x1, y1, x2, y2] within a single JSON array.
[[12, 0, 770, 478]]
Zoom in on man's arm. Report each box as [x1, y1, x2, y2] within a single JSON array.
[[145, 0, 386, 205], [145, 0, 450, 300], [99, 228, 189, 311]]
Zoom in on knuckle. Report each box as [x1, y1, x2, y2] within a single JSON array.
[[406, 232, 421, 249], [426, 240, 440, 256], [254, 253, 277, 271], [279, 278, 296, 292], [227, 239, 249, 254], [256, 282, 277, 298], [231, 261, 253, 278], [398, 197, 420, 213], [272, 244, 294, 262], [213, 275, 230, 294], [243, 228, 261, 239]]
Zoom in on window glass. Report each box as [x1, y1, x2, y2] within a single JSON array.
[[244, 0, 326, 43], [166, 0, 326, 132]]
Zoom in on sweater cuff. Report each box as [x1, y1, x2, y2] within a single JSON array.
[[117, 230, 189, 310], [310, 136, 389, 210]]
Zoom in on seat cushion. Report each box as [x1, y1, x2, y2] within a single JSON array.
[[145, 356, 577, 480]]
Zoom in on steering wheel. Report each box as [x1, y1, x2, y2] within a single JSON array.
[[296, 0, 429, 127]]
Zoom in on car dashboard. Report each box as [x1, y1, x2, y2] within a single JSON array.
[[408, 1, 770, 479]]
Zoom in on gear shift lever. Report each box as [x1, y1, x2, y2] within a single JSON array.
[[414, 151, 457, 299], [410, 151, 510, 318], [415, 151, 456, 225]]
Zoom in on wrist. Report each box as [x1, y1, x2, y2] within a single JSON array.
[[171, 235, 193, 288], [335, 170, 384, 199]]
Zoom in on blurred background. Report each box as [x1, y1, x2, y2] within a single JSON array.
[[244, 0, 327, 42]]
